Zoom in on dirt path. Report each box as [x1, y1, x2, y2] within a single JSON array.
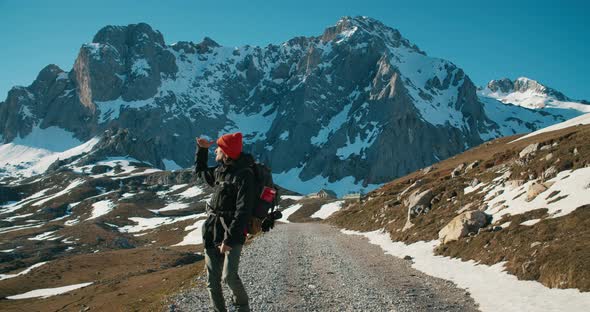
[[172, 223, 480, 311]]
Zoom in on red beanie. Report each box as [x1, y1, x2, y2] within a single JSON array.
[[217, 132, 243, 160]]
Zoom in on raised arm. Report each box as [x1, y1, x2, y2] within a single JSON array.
[[194, 138, 216, 187]]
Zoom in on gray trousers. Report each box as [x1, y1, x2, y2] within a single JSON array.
[[205, 245, 250, 312]]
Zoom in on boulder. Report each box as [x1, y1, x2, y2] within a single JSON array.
[[438, 210, 489, 244], [542, 166, 558, 180], [519, 143, 540, 159], [403, 189, 433, 211], [451, 163, 465, 177], [545, 153, 554, 162], [402, 189, 434, 231]]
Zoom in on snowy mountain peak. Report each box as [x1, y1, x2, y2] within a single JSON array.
[[479, 77, 589, 112], [1, 17, 589, 196], [92, 22, 166, 47], [484, 77, 569, 101], [323, 16, 424, 54]]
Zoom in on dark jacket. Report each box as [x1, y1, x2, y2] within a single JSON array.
[[195, 146, 256, 248]]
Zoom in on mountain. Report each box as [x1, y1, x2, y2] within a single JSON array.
[[1, 16, 588, 196], [479, 77, 590, 110], [0, 110, 588, 310]]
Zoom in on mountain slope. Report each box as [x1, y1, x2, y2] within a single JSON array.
[[329, 113, 590, 291], [1, 16, 588, 196]]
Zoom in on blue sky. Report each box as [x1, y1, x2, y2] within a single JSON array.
[[0, 0, 588, 100]]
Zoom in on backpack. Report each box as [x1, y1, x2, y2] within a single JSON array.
[[241, 162, 280, 234]]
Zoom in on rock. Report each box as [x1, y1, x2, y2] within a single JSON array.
[[403, 255, 413, 261], [542, 166, 558, 180], [430, 194, 441, 205], [519, 143, 540, 159], [465, 160, 479, 172], [403, 189, 434, 211], [112, 237, 135, 249], [526, 181, 549, 202], [438, 210, 489, 244], [545, 153, 554, 162], [399, 179, 424, 198], [91, 165, 112, 174], [384, 198, 401, 208], [421, 165, 435, 174], [402, 189, 434, 231], [451, 164, 465, 177]]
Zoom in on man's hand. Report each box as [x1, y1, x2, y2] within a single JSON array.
[[219, 243, 232, 253], [196, 137, 214, 149]]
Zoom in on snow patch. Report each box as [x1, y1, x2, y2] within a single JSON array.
[[513, 113, 590, 142], [311, 103, 352, 146], [150, 202, 189, 213], [0, 262, 47, 281], [119, 214, 206, 233], [177, 186, 204, 198], [342, 229, 590, 312], [88, 200, 115, 220], [6, 282, 93, 299], [311, 200, 344, 219], [32, 179, 86, 207], [278, 204, 302, 223], [173, 218, 207, 246], [484, 167, 590, 221], [131, 58, 150, 77]]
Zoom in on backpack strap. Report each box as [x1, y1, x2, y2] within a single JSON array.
[[231, 166, 255, 184]]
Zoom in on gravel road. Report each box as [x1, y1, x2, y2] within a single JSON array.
[[171, 223, 480, 312]]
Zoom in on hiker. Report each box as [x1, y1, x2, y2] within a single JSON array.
[[195, 132, 254, 312]]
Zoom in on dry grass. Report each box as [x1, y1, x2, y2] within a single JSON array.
[[329, 124, 590, 290], [0, 246, 204, 311]]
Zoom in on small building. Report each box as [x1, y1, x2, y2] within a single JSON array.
[[306, 189, 337, 199]]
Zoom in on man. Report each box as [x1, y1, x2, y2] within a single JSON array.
[[195, 132, 254, 312]]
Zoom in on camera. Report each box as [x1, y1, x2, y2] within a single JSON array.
[[261, 210, 282, 232]]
